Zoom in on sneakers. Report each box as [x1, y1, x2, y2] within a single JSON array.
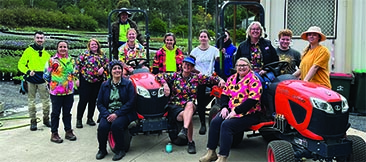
[[187, 141, 196, 154], [96, 150, 108, 160], [50, 132, 63, 143], [199, 124, 206, 135], [65, 129, 77, 141], [30, 119, 37, 131], [177, 127, 188, 140], [76, 119, 83, 128], [87, 118, 96, 126]]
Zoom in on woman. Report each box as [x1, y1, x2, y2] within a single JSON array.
[[95, 60, 137, 161], [156, 56, 225, 154], [190, 29, 220, 135], [234, 21, 278, 85], [75, 38, 109, 128], [199, 57, 262, 162], [118, 28, 145, 73], [152, 33, 184, 74], [215, 29, 237, 80], [293, 26, 331, 88], [44, 41, 77, 143]]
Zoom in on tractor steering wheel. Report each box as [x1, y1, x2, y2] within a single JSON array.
[[262, 61, 289, 77], [126, 58, 149, 69]]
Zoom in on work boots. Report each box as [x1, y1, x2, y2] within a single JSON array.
[[199, 149, 218, 162], [30, 119, 37, 131], [215, 155, 228, 162], [50, 132, 63, 143], [43, 117, 51, 127], [65, 129, 77, 141]]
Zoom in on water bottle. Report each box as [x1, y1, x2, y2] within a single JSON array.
[[165, 143, 172, 153]]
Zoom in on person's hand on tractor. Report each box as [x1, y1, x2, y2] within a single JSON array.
[[107, 113, 118, 122], [220, 107, 229, 119], [163, 83, 170, 97], [218, 79, 225, 88], [225, 110, 237, 120], [259, 70, 267, 76]]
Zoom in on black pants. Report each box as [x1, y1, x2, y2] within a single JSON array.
[[50, 94, 74, 133], [197, 85, 214, 124], [76, 77, 102, 120], [97, 116, 129, 152]]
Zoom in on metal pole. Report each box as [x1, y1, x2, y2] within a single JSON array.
[[188, 0, 192, 54]]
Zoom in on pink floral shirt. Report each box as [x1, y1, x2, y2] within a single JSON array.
[[222, 71, 262, 117]]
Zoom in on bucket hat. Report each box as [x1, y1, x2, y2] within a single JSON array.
[[183, 57, 195, 66], [118, 8, 132, 17], [300, 26, 326, 42]]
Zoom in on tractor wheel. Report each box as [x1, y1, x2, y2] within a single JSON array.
[[347, 135, 366, 162], [267, 140, 295, 162], [108, 129, 132, 153]]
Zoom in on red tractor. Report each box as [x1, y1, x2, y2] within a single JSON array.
[[209, 61, 366, 161]]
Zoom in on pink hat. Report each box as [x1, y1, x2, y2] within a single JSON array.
[[300, 26, 326, 42]]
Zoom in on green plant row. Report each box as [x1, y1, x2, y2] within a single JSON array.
[[0, 40, 87, 50]]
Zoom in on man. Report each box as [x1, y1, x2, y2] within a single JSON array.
[[276, 29, 301, 74], [112, 8, 144, 59], [18, 31, 51, 131]]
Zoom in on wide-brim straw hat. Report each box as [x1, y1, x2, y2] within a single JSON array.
[[300, 26, 326, 42], [118, 8, 132, 17]]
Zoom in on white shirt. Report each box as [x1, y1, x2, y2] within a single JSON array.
[[190, 46, 220, 76]]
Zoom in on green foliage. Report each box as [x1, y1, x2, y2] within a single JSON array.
[[117, 0, 131, 8], [230, 28, 247, 43], [0, 0, 25, 9], [0, 7, 98, 31], [150, 18, 167, 36], [170, 25, 188, 38]]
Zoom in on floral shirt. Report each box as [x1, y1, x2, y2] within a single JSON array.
[[44, 53, 76, 96], [250, 43, 263, 73], [75, 51, 109, 83], [153, 45, 184, 73], [118, 43, 146, 63], [156, 72, 220, 107], [222, 71, 262, 117]]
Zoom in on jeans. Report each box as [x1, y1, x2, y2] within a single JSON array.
[[207, 112, 259, 156], [50, 94, 74, 133]]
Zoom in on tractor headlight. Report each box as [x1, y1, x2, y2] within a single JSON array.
[[340, 95, 349, 113], [310, 97, 334, 114], [158, 87, 165, 98], [136, 86, 151, 98]]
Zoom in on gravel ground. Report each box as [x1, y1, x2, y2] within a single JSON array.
[[0, 81, 365, 132]]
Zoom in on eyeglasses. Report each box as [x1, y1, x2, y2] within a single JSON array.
[[236, 64, 249, 68]]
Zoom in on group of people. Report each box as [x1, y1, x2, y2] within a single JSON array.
[[17, 8, 332, 161]]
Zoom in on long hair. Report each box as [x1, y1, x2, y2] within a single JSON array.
[[87, 38, 104, 55]]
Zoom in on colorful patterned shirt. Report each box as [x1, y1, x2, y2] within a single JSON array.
[[118, 43, 146, 63], [153, 45, 184, 73], [222, 71, 262, 117], [44, 53, 76, 96], [75, 50, 109, 83], [250, 43, 263, 73], [156, 72, 220, 107]]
